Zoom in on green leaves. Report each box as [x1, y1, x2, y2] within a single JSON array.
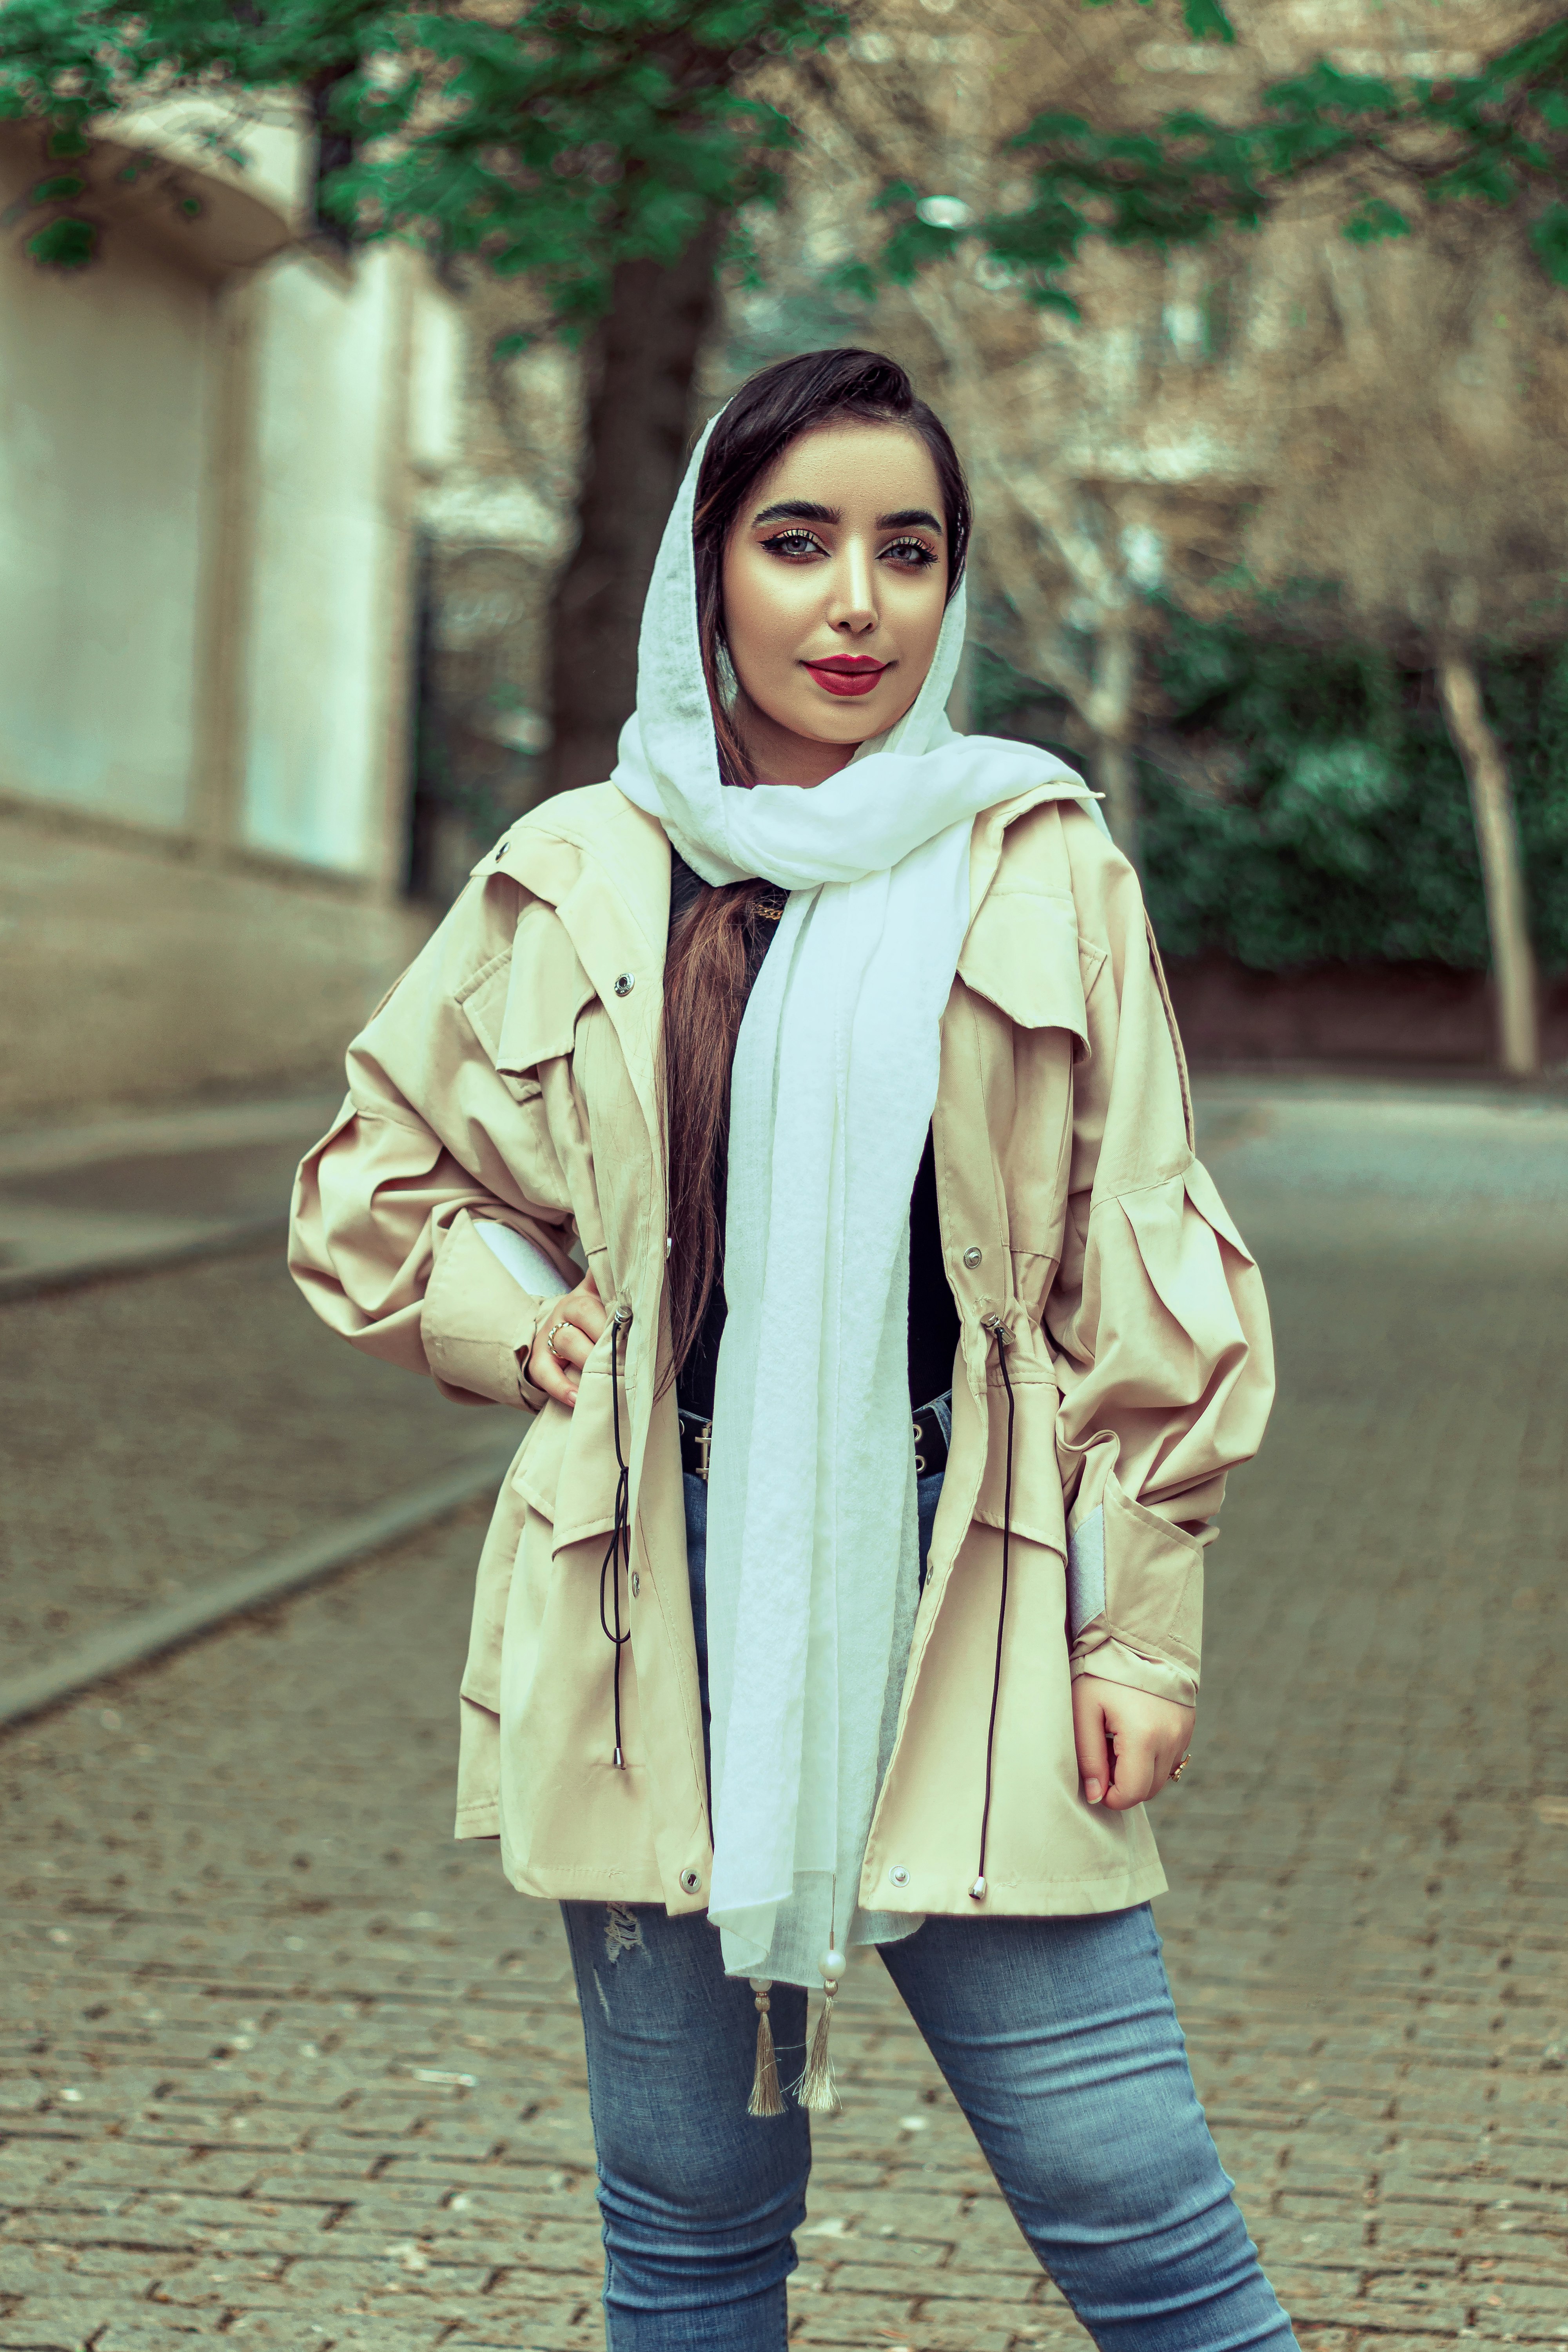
[[1531, 199, 1568, 283], [1083, 0, 1236, 42], [321, 0, 846, 315], [1342, 196, 1411, 245], [0, 0, 847, 321], [864, 10, 1568, 308], [26, 212, 96, 267], [1180, 0, 1234, 46], [1129, 620, 1492, 971], [5, 0, 1567, 329]]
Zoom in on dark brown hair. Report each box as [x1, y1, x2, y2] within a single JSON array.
[[662, 349, 970, 1381]]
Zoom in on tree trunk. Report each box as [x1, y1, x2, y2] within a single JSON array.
[[547, 217, 727, 798], [1093, 736, 1141, 873], [1436, 649, 1539, 1078], [1088, 619, 1142, 872]]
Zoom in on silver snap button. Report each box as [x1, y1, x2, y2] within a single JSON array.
[[630, 1572, 640, 1598], [679, 1869, 701, 1893], [889, 1865, 910, 1888], [614, 972, 635, 997], [962, 1245, 983, 1269]]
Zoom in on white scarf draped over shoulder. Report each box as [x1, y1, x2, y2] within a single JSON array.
[[612, 409, 1102, 1994]]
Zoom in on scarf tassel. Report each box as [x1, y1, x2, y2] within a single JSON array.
[[794, 1975, 842, 2116], [747, 1980, 785, 2118]]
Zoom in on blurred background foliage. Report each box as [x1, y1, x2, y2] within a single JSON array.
[[6, 0, 1568, 1083], [978, 625, 1568, 973]]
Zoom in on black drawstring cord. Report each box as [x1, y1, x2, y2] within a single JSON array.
[[971, 1314, 1015, 1902], [599, 1307, 632, 1769]]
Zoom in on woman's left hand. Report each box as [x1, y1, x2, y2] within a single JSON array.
[[1073, 1677, 1195, 1810]]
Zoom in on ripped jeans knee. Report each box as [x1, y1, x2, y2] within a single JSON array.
[[604, 1902, 644, 1961]]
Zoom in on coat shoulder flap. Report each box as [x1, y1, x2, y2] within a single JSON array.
[[957, 799, 1104, 1043], [453, 903, 599, 1083], [958, 888, 1093, 1045]]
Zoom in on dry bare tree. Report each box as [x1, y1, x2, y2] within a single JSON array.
[[735, 0, 1568, 1066]]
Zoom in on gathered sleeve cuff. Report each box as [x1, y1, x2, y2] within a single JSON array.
[[1047, 829, 1275, 1702], [289, 1097, 577, 1413], [1054, 1161, 1271, 1701]]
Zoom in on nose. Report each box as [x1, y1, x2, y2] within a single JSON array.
[[827, 537, 878, 636]]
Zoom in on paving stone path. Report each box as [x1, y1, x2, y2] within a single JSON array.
[[0, 1247, 495, 1675], [2, 1081, 1566, 2350]]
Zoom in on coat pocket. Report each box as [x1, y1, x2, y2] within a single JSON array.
[[497, 902, 598, 1079], [971, 1369, 1068, 1557], [458, 1471, 528, 1715], [509, 1357, 622, 1550], [957, 888, 1096, 1049], [511, 1395, 575, 1523]]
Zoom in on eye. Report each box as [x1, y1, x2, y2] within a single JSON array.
[[760, 529, 828, 560], [882, 537, 939, 570]]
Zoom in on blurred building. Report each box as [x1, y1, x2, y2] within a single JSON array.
[[405, 285, 580, 906], [0, 105, 468, 1125]]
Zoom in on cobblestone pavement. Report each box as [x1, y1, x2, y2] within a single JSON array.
[[1, 1249, 501, 1675], [3, 1080, 1567, 2351], [0, 1097, 338, 1303]]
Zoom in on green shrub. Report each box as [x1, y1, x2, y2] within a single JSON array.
[[975, 622, 1568, 973]]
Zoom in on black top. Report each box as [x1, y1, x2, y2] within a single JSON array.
[[668, 849, 960, 1420]]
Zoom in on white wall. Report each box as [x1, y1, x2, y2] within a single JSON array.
[[239, 245, 408, 877], [0, 188, 212, 833]]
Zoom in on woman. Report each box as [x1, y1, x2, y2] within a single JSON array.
[[290, 348, 1288, 2350]]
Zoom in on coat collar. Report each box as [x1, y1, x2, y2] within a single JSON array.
[[474, 772, 1101, 1099], [481, 774, 1095, 938]]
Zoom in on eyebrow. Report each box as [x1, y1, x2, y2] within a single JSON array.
[[751, 499, 945, 534]]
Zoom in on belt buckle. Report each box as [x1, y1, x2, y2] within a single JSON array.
[[682, 1414, 713, 1481]]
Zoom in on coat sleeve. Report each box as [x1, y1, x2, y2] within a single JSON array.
[[1049, 820, 1274, 1710], [288, 869, 581, 1413]]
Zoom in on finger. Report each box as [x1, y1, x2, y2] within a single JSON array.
[[529, 1305, 581, 1407], [575, 1271, 609, 1339], [528, 1341, 578, 1409], [1103, 1737, 1158, 1812], [1151, 1736, 1191, 1800], [1071, 1679, 1112, 1806], [549, 1319, 594, 1372]]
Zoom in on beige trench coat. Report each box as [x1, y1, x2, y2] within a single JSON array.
[[290, 779, 1272, 1922]]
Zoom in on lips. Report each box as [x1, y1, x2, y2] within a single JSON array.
[[805, 657, 889, 699]]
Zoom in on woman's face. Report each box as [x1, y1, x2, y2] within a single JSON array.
[[720, 419, 950, 786]]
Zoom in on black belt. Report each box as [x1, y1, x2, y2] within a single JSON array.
[[679, 1396, 951, 1483]]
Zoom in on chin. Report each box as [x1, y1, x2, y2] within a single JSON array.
[[794, 696, 899, 744]]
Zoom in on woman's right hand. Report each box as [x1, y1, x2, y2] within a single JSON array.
[[526, 1270, 608, 1408]]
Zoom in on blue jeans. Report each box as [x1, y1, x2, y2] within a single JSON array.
[[558, 1459, 1297, 2352], [681, 1450, 948, 1773]]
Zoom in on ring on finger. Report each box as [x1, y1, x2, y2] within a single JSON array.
[[544, 1318, 571, 1363], [1169, 1754, 1191, 1783]]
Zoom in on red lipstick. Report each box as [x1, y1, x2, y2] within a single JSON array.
[[805, 656, 889, 699]]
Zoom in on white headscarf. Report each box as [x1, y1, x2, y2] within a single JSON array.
[[612, 407, 1099, 1992]]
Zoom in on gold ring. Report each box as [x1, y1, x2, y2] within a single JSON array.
[[1170, 1754, 1191, 1783], [544, 1319, 570, 1362]]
